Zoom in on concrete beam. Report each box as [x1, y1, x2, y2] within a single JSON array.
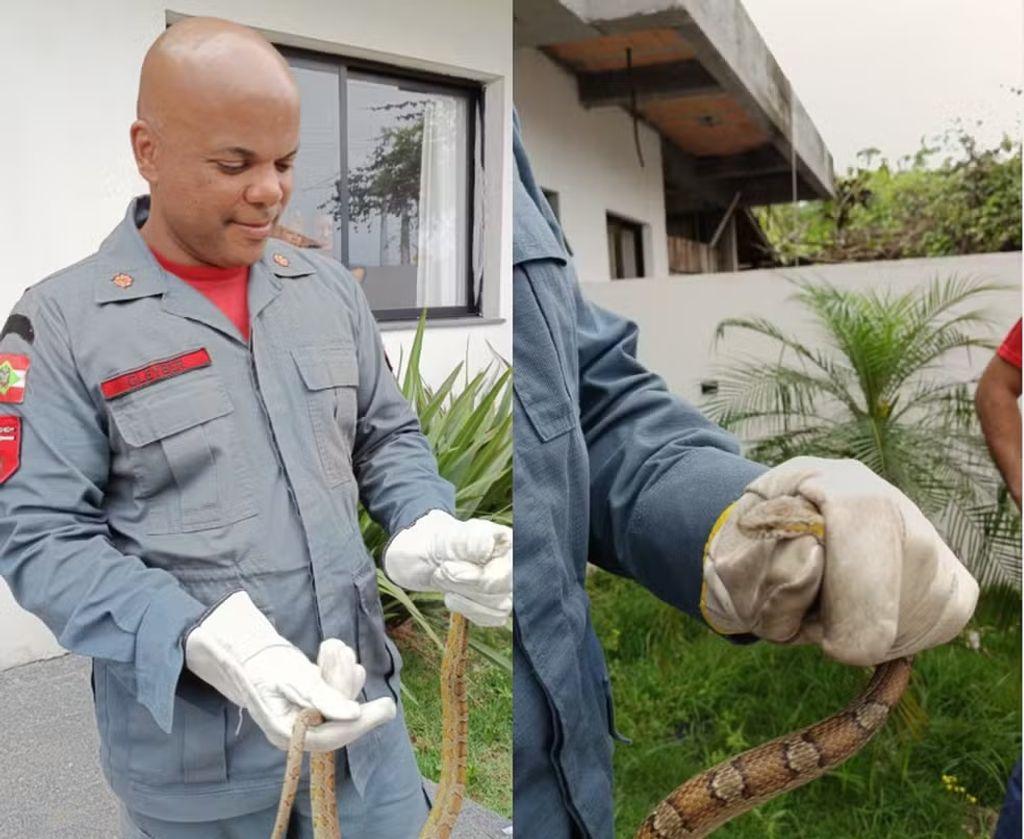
[[578, 59, 720, 108], [514, 0, 598, 47], [692, 146, 790, 180], [715, 171, 820, 206], [661, 140, 735, 211], [547, 0, 836, 200]]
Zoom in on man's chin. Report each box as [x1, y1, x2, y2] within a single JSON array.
[[222, 241, 267, 268]]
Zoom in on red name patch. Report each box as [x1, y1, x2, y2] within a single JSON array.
[[0, 416, 21, 484], [100, 348, 211, 400]]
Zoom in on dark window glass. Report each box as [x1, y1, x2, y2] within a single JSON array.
[[541, 188, 560, 221], [280, 50, 478, 321], [607, 213, 645, 279]]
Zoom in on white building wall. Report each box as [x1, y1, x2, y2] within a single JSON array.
[[583, 252, 1023, 406], [0, 0, 512, 670], [513, 47, 669, 283]]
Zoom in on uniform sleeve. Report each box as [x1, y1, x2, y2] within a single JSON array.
[[575, 282, 767, 620], [348, 281, 456, 535], [0, 290, 206, 733]]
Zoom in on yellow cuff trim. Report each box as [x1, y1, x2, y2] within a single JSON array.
[[699, 500, 741, 635]]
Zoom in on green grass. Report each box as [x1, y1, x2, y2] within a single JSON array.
[[588, 569, 1021, 839], [393, 621, 512, 818]]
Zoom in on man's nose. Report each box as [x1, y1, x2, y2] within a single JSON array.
[[244, 164, 285, 207]]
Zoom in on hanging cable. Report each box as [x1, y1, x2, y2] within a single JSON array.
[[626, 47, 645, 168]]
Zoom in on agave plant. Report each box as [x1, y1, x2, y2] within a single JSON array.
[[703, 276, 1020, 590], [360, 312, 512, 672]]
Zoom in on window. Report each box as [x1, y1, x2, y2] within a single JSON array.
[[606, 213, 645, 279], [541, 188, 560, 222], [280, 48, 480, 321]]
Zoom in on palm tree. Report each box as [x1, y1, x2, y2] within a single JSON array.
[[703, 276, 1020, 589]]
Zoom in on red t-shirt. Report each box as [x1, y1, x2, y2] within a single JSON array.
[[997, 319, 1022, 370], [151, 249, 250, 342]]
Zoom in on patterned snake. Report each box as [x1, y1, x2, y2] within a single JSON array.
[[270, 613, 470, 838], [635, 499, 913, 837]]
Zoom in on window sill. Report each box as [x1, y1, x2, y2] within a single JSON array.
[[377, 316, 506, 332]]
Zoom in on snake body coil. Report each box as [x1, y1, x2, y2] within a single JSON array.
[[636, 494, 913, 837], [635, 656, 911, 838], [271, 613, 471, 838]]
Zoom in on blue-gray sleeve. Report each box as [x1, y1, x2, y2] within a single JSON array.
[[575, 283, 768, 620], [349, 282, 456, 535], [0, 291, 206, 733]]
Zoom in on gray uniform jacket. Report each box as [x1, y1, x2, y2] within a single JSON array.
[[512, 115, 765, 838], [0, 197, 455, 821]]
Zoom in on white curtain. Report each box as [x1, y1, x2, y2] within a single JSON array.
[[416, 98, 461, 306]]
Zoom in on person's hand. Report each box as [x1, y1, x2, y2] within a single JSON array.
[[383, 510, 512, 627], [185, 591, 395, 750], [700, 456, 979, 665]]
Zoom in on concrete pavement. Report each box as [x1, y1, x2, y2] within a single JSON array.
[[0, 654, 510, 838]]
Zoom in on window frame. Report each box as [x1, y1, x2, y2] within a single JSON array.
[[606, 212, 646, 280], [278, 45, 481, 323]]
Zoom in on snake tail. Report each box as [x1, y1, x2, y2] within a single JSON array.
[[272, 708, 333, 839], [420, 613, 471, 839], [311, 750, 340, 839], [634, 656, 912, 838]]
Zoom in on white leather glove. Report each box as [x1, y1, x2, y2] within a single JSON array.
[[701, 456, 979, 666], [185, 591, 396, 751], [383, 509, 512, 627]]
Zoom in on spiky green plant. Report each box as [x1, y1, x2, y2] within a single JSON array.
[[361, 312, 512, 672], [703, 276, 1020, 590]]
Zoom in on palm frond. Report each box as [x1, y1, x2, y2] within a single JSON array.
[[705, 276, 1020, 592], [366, 313, 512, 671]]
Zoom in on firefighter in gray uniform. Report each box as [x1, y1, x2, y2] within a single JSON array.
[[0, 18, 511, 839]]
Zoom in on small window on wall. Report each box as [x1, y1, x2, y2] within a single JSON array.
[[541, 188, 560, 221], [280, 47, 480, 321], [607, 213, 645, 279]]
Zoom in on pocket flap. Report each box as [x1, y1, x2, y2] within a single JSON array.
[[109, 375, 233, 447], [292, 344, 359, 391], [514, 383, 574, 443]]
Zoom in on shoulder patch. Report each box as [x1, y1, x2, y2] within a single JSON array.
[[0, 355, 29, 403], [1, 314, 33, 345]]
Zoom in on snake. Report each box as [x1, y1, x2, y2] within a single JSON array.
[[270, 613, 470, 839], [635, 497, 914, 838]]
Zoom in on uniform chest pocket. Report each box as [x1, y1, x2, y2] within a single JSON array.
[[108, 373, 257, 535], [292, 344, 359, 487], [513, 262, 578, 447]]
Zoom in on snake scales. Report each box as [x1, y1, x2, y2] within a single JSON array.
[[270, 613, 470, 839], [635, 498, 913, 837]]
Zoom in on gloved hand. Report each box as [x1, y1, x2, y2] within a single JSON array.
[[185, 591, 396, 751], [701, 456, 979, 666], [383, 509, 512, 627]]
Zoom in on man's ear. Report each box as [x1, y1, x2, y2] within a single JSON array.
[[130, 120, 159, 185]]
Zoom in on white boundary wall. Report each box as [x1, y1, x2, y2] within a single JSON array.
[[584, 252, 1023, 406], [514, 47, 670, 283], [0, 0, 512, 669]]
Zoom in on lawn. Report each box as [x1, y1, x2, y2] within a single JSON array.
[[393, 620, 513, 818], [589, 568, 1021, 839]]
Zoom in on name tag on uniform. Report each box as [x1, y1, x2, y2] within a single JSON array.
[[100, 348, 211, 400]]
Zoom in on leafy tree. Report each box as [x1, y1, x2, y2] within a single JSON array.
[[703, 277, 1021, 589], [756, 125, 1022, 265], [322, 102, 425, 264]]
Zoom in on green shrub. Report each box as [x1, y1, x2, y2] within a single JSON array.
[[361, 312, 512, 671]]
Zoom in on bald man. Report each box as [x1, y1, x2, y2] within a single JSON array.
[[0, 17, 510, 838]]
